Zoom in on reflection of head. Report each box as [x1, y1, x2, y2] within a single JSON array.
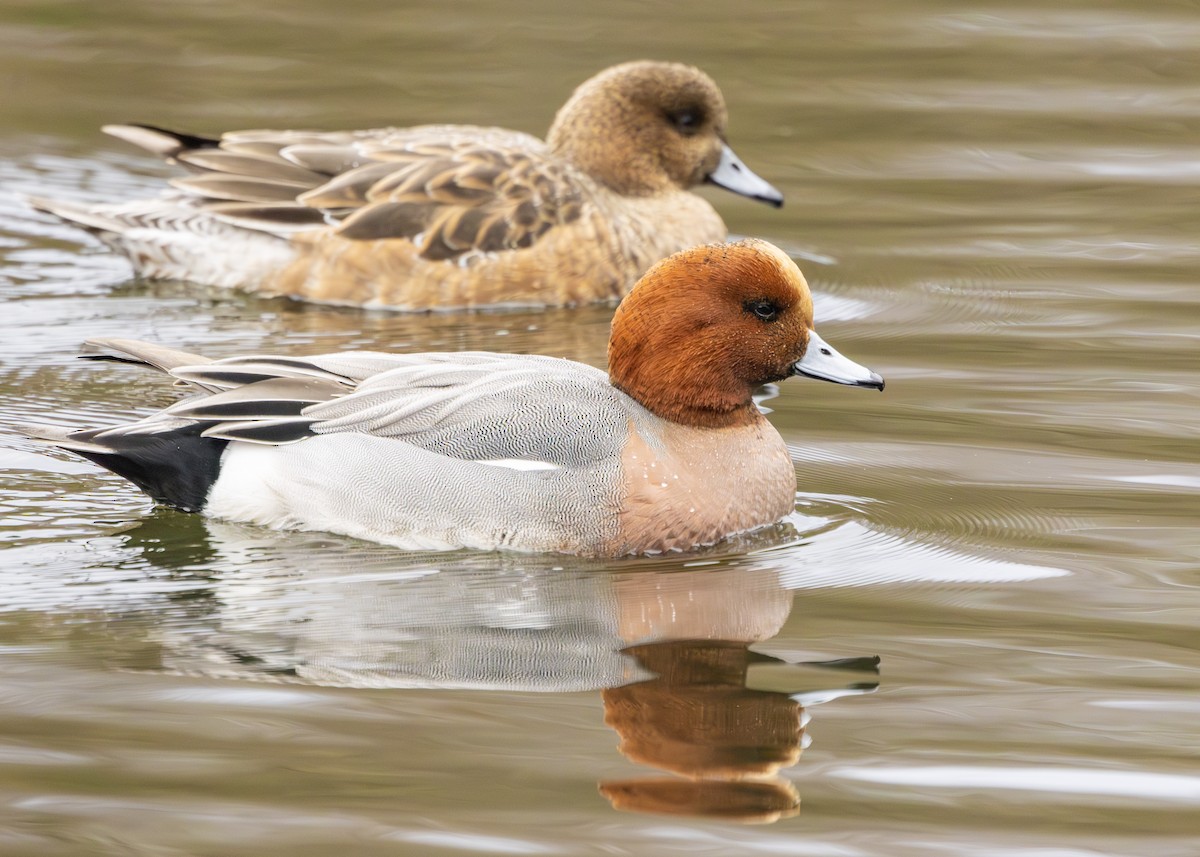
[[603, 640, 804, 779], [599, 777, 800, 824]]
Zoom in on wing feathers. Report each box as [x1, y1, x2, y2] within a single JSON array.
[[201, 418, 315, 445], [176, 150, 328, 184], [203, 202, 329, 233], [166, 377, 346, 419], [336, 201, 429, 241], [170, 174, 313, 204], [39, 341, 623, 479], [170, 358, 354, 390], [97, 123, 585, 256], [279, 144, 370, 176], [298, 162, 401, 208]]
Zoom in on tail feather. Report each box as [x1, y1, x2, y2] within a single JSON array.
[[25, 193, 298, 288], [18, 423, 110, 454], [19, 338, 356, 510], [80, 338, 213, 372], [103, 123, 221, 160], [22, 418, 227, 512], [64, 423, 228, 512], [29, 123, 302, 287], [21, 339, 230, 511], [24, 195, 127, 238]]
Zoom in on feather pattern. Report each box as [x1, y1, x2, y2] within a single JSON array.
[[32, 341, 644, 550], [60, 344, 629, 466], [154, 350, 629, 465], [27, 62, 771, 308], [169, 174, 315, 204], [115, 126, 588, 261]]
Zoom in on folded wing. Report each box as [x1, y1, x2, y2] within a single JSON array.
[[106, 124, 589, 261], [70, 340, 628, 468]]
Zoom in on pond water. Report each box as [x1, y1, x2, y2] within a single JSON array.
[[1, 1, 1199, 855]]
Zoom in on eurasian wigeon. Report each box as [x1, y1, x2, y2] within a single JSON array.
[[24, 240, 882, 555], [28, 61, 783, 311]]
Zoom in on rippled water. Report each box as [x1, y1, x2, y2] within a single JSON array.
[[2, 1, 1199, 855]]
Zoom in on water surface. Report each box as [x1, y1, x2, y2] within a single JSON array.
[[1, 1, 1198, 855]]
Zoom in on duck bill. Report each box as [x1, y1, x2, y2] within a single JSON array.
[[792, 329, 884, 391], [706, 144, 784, 208]]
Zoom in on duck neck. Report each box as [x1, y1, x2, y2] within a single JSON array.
[[548, 107, 674, 197], [623, 388, 762, 429], [609, 355, 764, 430]]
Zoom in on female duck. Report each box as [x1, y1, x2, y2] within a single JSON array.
[[29, 61, 781, 310], [27, 240, 882, 556]]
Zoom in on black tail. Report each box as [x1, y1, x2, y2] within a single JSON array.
[[65, 424, 228, 513], [23, 338, 334, 510]]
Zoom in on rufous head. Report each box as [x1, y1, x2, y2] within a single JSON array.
[[608, 239, 883, 428], [547, 61, 782, 205]]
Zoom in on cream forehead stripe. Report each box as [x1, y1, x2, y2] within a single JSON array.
[[728, 239, 813, 318], [736, 238, 805, 281]]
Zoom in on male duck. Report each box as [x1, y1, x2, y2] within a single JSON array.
[[29, 61, 782, 310], [25, 240, 882, 556]]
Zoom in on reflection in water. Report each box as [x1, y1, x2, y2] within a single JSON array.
[[2, 0, 1198, 849], [600, 640, 878, 823], [601, 776, 803, 825], [600, 562, 879, 822], [607, 642, 809, 781], [111, 517, 880, 823]]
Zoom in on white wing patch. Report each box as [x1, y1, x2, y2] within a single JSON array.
[[474, 458, 561, 472]]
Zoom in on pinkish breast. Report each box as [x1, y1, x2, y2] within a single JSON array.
[[609, 415, 795, 555]]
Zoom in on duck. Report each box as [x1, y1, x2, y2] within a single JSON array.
[[22, 239, 882, 556], [27, 61, 783, 311]]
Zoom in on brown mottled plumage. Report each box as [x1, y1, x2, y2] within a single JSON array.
[[28, 61, 784, 310]]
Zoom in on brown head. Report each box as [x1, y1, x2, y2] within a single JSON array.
[[547, 61, 782, 205], [608, 239, 883, 428]]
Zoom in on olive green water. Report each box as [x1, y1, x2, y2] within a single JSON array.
[[2, 1, 1199, 854]]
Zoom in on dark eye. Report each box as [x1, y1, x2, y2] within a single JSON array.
[[744, 299, 779, 322], [667, 109, 704, 135]]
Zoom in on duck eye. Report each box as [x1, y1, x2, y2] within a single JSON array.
[[744, 299, 779, 322], [667, 109, 703, 135]]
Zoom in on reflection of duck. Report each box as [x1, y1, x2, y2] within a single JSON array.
[[28, 62, 781, 310], [141, 519, 806, 691], [51, 513, 878, 820], [116, 520, 877, 823], [598, 568, 878, 823], [601, 778, 802, 825], [603, 640, 807, 780], [598, 643, 879, 823]]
